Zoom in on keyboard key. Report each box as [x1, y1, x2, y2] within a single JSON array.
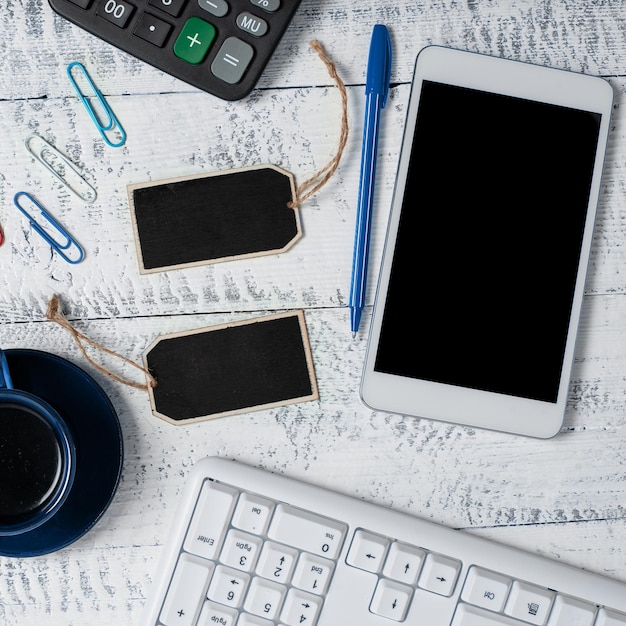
[[267, 504, 346, 559], [382, 541, 425, 585], [596, 609, 626, 626], [418, 552, 462, 597], [183, 481, 237, 559], [505, 581, 554, 625], [243, 577, 286, 620], [346, 529, 389, 573], [461, 566, 512, 612], [255, 541, 298, 583], [232, 492, 274, 534], [452, 603, 529, 626], [207, 565, 250, 608], [197, 600, 238, 626], [220, 529, 263, 571], [280, 588, 321, 626], [546, 595, 596, 625], [370, 578, 413, 621], [292, 552, 334, 595], [237, 614, 273, 626], [159, 554, 213, 626]]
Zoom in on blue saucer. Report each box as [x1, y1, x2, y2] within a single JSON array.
[[0, 349, 123, 557]]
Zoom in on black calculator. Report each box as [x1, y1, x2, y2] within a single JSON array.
[[48, 0, 302, 101]]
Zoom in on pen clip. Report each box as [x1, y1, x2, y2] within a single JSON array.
[[67, 62, 127, 148], [366, 25, 392, 109], [13, 191, 85, 264]]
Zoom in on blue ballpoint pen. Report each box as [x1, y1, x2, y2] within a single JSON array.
[[349, 24, 392, 336]]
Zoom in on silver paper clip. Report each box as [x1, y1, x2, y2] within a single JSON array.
[[25, 134, 97, 203], [13, 191, 85, 264], [67, 62, 127, 148]]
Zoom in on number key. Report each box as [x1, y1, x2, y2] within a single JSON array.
[[148, 0, 186, 18], [96, 0, 135, 28]]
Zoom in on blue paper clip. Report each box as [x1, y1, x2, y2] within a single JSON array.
[[13, 192, 85, 264], [67, 62, 126, 148]]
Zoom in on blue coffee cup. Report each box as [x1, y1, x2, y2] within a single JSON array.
[[0, 348, 76, 536]]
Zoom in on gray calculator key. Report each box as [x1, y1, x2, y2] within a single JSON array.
[[198, 0, 229, 17], [237, 12, 268, 37], [211, 37, 254, 84], [250, 0, 280, 12]]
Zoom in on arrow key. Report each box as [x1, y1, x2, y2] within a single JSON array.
[[346, 529, 389, 574], [418, 552, 462, 597], [370, 578, 413, 621]]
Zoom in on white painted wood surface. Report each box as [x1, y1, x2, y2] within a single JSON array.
[[0, 1, 625, 624]]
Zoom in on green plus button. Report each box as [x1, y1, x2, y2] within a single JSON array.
[[174, 17, 216, 65]]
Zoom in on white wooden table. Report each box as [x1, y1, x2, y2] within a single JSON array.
[[0, 1, 625, 624]]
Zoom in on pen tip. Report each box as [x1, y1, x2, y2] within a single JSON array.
[[352, 332, 357, 339]]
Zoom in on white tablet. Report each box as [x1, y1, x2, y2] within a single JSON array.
[[361, 46, 614, 438]]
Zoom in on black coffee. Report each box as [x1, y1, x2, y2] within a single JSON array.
[[0, 404, 62, 525]]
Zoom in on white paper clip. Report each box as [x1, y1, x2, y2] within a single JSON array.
[[67, 61, 127, 148], [25, 134, 97, 203], [13, 191, 85, 264]]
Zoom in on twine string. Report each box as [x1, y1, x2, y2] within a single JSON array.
[[46, 294, 157, 391], [288, 40, 349, 209]]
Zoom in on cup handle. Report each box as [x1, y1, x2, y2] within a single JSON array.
[[0, 348, 14, 390]]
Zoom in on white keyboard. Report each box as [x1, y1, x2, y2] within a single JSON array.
[[142, 457, 626, 626]]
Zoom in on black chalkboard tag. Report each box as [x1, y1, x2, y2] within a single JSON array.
[[143, 311, 319, 424], [128, 165, 301, 274]]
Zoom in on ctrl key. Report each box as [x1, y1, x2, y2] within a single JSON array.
[[160, 554, 214, 626]]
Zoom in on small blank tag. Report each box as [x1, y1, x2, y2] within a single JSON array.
[[128, 165, 301, 273], [144, 311, 318, 424]]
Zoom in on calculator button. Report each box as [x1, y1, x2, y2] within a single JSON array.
[[211, 37, 254, 84], [96, 0, 135, 28], [67, 0, 92, 8], [134, 13, 172, 47], [198, 0, 229, 17], [149, 0, 186, 17], [249, 0, 280, 12], [237, 12, 268, 38], [159, 553, 214, 626], [174, 16, 216, 65]]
